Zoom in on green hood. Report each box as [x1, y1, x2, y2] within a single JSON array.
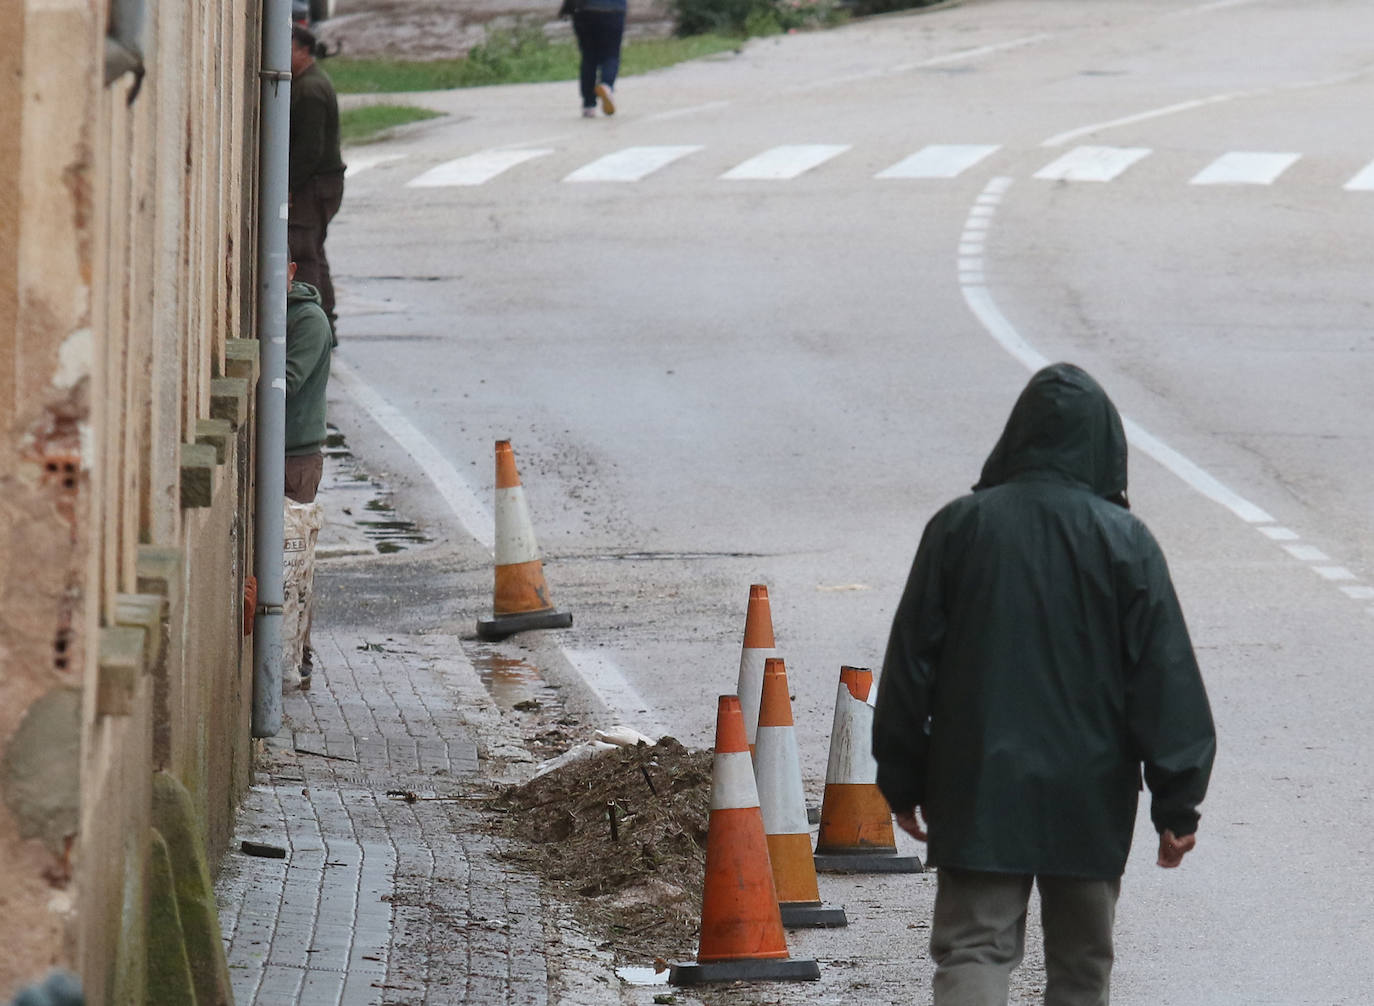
[[288, 280, 324, 309], [974, 362, 1129, 506]]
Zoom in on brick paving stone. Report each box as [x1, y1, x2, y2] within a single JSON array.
[[217, 632, 575, 1006]]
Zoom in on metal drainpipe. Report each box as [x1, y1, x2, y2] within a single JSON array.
[[252, 0, 291, 737]]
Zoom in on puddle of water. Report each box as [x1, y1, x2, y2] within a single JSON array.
[[469, 650, 562, 711], [323, 425, 432, 553], [615, 966, 670, 986]]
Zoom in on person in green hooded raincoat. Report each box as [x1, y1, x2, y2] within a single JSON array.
[[873, 362, 1215, 1006]]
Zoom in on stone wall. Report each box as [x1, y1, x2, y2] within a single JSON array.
[[0, 0, 263, 999]]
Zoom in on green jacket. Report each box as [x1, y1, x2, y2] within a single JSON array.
[[874, 363, 1215, 879], [289, 62, 345, 194], [285, 281, 332, 456]]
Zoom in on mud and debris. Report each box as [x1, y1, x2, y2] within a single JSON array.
[[486, 737, 713, 962]]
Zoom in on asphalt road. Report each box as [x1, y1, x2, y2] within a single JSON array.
[[323, 0, 1374, 1000]]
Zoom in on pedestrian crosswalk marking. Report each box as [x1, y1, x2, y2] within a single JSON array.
[[1343, 159, 1374, 191], [564, 145, 703, 182], [345, 153, 404, 179], [407, 148, 553, 187], [388, 142, 1374, 191], [721, 144, 851, 180], [1190, 151, 1300, 185], [876, 144, 1001, 179], [1033, 145, 1152, 182]]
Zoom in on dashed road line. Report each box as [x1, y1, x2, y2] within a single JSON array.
[[1190, 151, 1300, 185], [878, 144, 1002, 180], [564, 144, 702, 182], [407, 148, 553, 188], [1033, 145, 1152, 182], [721, 143, 852, 180]]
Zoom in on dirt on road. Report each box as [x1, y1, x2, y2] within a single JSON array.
[[486, 738, 713, 965]]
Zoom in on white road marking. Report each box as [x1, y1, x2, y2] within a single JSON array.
[[1314, 566, 1356, 581], [564, 145, 702, 182], [1343, 160, 1374, 191], [959, 177, 1278, 526], [956, 178, 1374, 608], [889, 34, 1053, 74], [792, 34, 1052, 94], [344, 153, 404, 178], [1166, 0, 1265, 17], [642, 100, 732, 123], [876, 144, 1000, 180], [1190, 151, 1300, 185], [330, 357, 495, 551], [1034, 146, 1152, 182], [407, 148, 552, 187], [721, 144, 850, 180], [562, 649, 667, 737]]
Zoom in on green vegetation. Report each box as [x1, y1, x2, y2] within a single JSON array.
[[672, 0, 848, 38], [327, 27, 742, 95], [338, 104, 442, 143]]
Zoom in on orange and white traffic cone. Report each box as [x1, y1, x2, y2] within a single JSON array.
[[734, 584, 776, 753], [669, 695, 820, 986], [813, 666, 923, 873], [475, 440, 573, 641], [755, 658, 847, 928]]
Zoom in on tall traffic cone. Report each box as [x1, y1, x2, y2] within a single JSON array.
[[813, 666, 923, 873], [475, 440, 573, 641], [735, 585, 776, 753], [669, 695, 820, 986], [754, 658, 847, 928]]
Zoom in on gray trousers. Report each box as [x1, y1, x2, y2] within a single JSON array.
[[931, 868, 1121, 1006]]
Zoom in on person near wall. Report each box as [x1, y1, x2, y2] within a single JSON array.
[[289, 24, 345, 335], [284, 263, 333, 689], [562, 0, 626, 118], [873, 362, 1216, 1006]]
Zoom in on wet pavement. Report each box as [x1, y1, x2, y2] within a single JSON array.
[[215, 441, 697, 1005]]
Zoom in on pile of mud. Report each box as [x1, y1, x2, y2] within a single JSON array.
[[487, 737, 713, 959]]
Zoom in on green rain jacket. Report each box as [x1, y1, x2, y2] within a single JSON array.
[[285, 281, 332, 457], [873, 363, 1216, 880]]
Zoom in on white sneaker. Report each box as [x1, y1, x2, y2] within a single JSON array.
[[596, 83, 615, 116], [582, 107, 596, 118]]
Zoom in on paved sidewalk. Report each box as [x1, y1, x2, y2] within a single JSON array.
[[216, 632, 552, 1006]]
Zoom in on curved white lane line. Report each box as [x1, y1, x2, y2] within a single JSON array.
[[1042, 69, 1374, 148], [331, 356, 495, 551], [960, 177, 1275, 525], [956, 178, 1374, 609]]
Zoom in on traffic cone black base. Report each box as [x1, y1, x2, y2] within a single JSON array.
[[813, 850, 924, 873], [476, 608, 572, 642], [669, 958, 821, 985], [779, 902, 848, 928]]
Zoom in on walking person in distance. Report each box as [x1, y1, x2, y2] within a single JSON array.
[[874, 362, 1216, 1005], [563, 0, 625, 117]]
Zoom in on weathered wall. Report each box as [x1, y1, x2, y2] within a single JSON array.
[[0, 0, 263, 999]]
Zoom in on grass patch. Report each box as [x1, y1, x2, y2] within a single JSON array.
[[339, 104, 442, 143], [327, 30, 743, 94]]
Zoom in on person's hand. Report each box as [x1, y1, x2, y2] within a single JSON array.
[[894, 807, 928, 842], [1156, 828, 1195, 868]]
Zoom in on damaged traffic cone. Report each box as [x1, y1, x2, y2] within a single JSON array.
[[813, 666, 923, 873], [669, 695, 820, 986], [735, 584, 777, 753], [475, 440, 573, 641], [755, 658, 847, 928]]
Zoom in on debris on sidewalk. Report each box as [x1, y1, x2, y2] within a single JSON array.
[[486, 737, 713, 961]]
